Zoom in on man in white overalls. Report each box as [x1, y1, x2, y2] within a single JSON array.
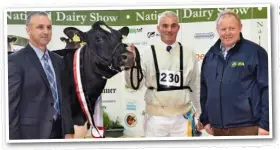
[[125, 11, 201, 137]]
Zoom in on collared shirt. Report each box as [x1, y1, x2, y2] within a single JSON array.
[[29, 43, 57, 80], [220, 43, 235, 59]]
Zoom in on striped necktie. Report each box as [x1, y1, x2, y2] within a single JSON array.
[[42, 53, 60, 120]]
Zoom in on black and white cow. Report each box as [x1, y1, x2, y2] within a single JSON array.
[[8, 21, 142, 138], [54, 21, 141, 138], [8, 37, 17, 54]]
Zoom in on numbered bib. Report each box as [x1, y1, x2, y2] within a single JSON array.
[[159, 70, 181, 87]]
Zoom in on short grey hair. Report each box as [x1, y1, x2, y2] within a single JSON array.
[[157, 11, 179, 25], [216, 9, 241, 26], [26, 11, 50, 26]]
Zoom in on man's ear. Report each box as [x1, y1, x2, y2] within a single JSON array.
[[216, 25, 219, 33], [157, 25, 160, 33], [26, 26, 31, 35]]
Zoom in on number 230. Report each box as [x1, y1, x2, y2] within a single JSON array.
[[160, 73, 179, 83]]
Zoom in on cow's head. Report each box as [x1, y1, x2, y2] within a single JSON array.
[[65, 21, 135, 77], [7, 35, 29, 54], [8, 37, 17, 52]]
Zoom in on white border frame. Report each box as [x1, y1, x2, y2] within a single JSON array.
[[4, 3, 273, 143]]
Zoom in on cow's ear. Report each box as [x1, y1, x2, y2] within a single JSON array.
[[63, 27, 85, 42], [60, 37, 67, 42], [119, 27, 129, 37], [8, 37, 17, 44]]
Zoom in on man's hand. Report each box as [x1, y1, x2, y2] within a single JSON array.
[[74, 121, 88, 138], [126, 44, 136, 59], [204, 123, 214, 135], [196, 120, 204, 131], [65, 134, 74, 139], [258, 127, 269, 135]]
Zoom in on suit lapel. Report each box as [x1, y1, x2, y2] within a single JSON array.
[[25, 45, 51, 90]]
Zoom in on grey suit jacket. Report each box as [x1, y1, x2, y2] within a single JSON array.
[[9, 44, 74, 139]]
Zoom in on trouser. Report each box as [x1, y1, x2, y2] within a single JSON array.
[[212, 125, 258, 136], [144, 114, 189, 137], [49, 115, 63, 139]]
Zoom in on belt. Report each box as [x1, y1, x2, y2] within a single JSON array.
[[148, 86, 193, 92]]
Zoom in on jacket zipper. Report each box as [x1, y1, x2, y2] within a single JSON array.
[[219, 57, 227, 128]]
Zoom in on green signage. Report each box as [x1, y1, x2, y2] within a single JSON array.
[[7, 7, 268, 26]]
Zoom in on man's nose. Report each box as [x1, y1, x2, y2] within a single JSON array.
[[225, 28, 231, 35], [166, 26, 172, 32], [43, 27, 50, 34]]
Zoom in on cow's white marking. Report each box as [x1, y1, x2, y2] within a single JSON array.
[[122, 35, 127, 40], [100, 25, 111, 33]]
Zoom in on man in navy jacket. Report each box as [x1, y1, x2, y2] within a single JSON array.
[[198, 9, 269, 136]]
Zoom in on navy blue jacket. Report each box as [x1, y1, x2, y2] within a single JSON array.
[[199, 34, 269, 131]]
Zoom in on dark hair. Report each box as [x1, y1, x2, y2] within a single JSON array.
[[26, 11, 50, 26]]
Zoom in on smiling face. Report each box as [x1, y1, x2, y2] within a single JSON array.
[[216, 14, 242, 49], [157, 15, 180, 45], [26, 14, 52, 51]]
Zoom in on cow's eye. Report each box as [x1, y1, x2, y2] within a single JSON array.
[[96, 37, 103, 43]]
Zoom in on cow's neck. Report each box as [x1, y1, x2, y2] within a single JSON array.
[[84, 45, 118, 77], [80, 46, 107, 101]]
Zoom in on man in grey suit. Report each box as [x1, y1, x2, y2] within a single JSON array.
[[9, 11, 74, 139]]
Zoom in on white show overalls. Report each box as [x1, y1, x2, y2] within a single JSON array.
[[143, 42, 195, 137]]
